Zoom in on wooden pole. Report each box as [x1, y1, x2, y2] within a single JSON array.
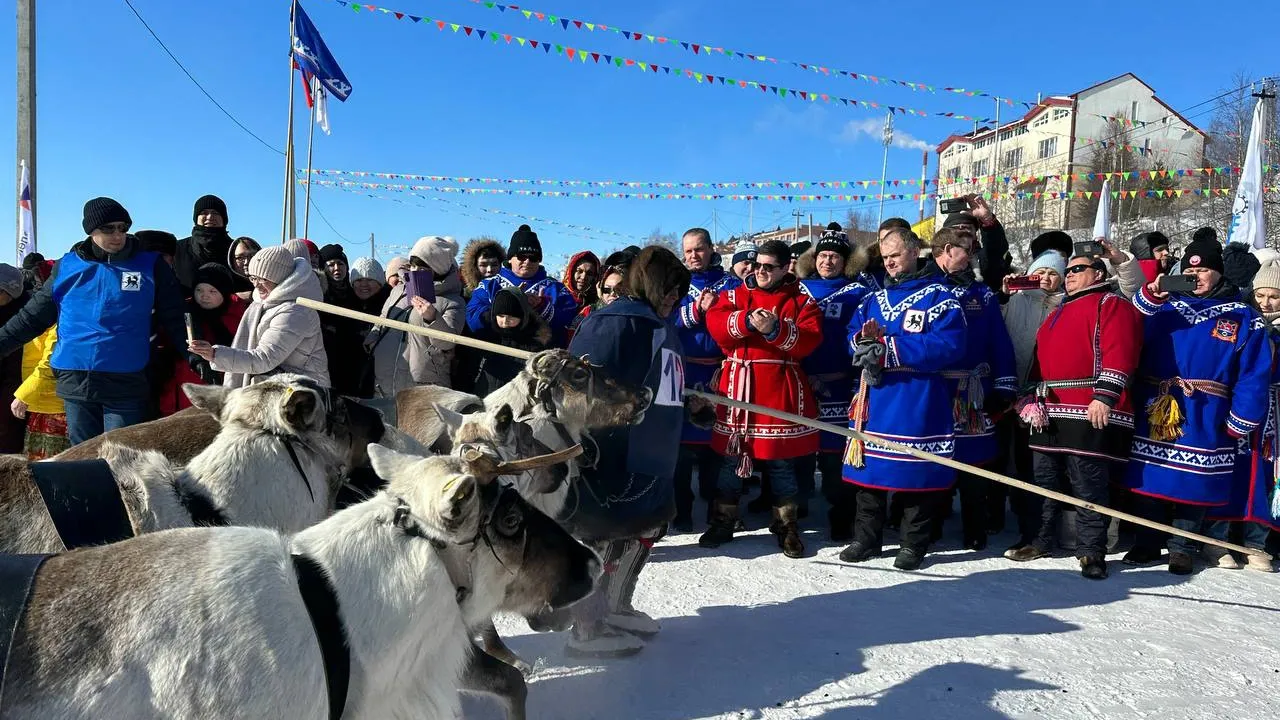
[[16, 0, 35, 257], [298, 297, 1271, 561]]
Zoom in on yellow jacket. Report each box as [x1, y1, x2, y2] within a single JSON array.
[[15, 325, 63, 416]]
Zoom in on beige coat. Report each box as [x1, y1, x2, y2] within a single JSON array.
[[1001, 289, 1064, 385], [212, 258, 331, 388], [369, 268, 465, 397]]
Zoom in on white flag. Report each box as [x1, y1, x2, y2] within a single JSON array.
[[311, 75, 330, 135], [1092, 179, 1111, 241], [17, 159, 34, 264], [1229, 97, 1266, 249]]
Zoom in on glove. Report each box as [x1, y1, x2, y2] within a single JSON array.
[[851, 340, 886, 386], [188, 355, 217, 384]]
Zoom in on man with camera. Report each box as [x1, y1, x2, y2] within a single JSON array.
[[940, 195, 1009, 295], [1014, 250, 1143, 579], [1123, 235, 1271, 575]]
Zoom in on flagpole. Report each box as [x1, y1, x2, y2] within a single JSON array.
[[303, 93, 316, 240], [282, 0, 298, 244]]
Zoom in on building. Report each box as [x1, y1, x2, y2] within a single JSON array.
[[934, 73, 1206, 231]]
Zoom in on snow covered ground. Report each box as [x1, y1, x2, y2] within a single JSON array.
[[472, 506, 1280, 720]]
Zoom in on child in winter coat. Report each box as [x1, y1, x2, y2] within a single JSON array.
[[156, 263, 247, 415], [14, 322, 66, 459], [471, 288, 552, 397]]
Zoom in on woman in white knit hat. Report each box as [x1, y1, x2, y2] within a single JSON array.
[[364, 236, 464, 397], [1202, 259, 1280, 572], [188, 246, 330, 388]]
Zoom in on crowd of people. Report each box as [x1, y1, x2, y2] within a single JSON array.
[[0, 193, 1275, 612]]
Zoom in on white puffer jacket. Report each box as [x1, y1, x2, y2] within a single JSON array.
[[212, 257, 331, 388]]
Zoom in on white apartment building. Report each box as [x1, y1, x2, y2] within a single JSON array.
[[934, 73, 1206, 230]]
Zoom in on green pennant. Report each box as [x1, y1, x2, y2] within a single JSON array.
[[351, 2, 360, 11], [777, 87, 787, 97], [516, 37, 525, 45], [450, 23, 459, 31], [614, 57, 624, 67], [694, 72, 703, 82], [554, 44, 564, 53], [491, 32, 499, 42], [549, 15, 558, 24], [522, 10, 531, 18], [586, 22, 594, 30], [639, 62, 648, 71], [1111, 191, 1119, 199], [484, 1, 494, 6]]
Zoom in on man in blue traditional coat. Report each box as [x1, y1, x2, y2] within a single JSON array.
[[1125, 235, 1272, 575], [466, 224, 579, 346], [838, 227, 968, 571], [672, 227, 738, 531], [795, 222, 869, 539], [930, 227, 1017, 551]]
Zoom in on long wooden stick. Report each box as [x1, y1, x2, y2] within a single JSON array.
[[300, 297, 1272, 561]]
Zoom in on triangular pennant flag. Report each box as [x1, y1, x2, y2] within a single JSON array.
[[463, 26, 472, 35], [394, 11, 403, 19], [614, 57, 623, 67], [477, 29, 486, 39], [560, 18, 569, 29], [566, 48, 576, 59]]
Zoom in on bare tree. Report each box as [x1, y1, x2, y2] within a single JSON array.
[[645, 227, 679, 251]]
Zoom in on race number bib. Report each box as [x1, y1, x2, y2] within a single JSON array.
[[655, 348, 685, 407]]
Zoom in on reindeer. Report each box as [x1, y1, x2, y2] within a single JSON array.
[[0, 446, 598, 720], [0, 376, 363, 554]]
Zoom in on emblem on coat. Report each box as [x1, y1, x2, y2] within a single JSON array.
[[904, 309, 925, 333], [1211, 319, 1239, 343], [121, 272, 142, 291]]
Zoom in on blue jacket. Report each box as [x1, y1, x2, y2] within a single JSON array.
[[941, 272, 1017, 465], [675, 266, 738, 443], [466, 266, 578, 345], [567, 297, 680, 539], [842, 268, 968, 492], [799, 274, 869, 452], [0, 236, 188, 402]]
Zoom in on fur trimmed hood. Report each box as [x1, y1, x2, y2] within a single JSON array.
[[794, 244, 869, 280], [460, 238, 505, 291], [562, 250, 601, 306]]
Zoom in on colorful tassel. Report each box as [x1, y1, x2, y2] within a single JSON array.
[[1271, 476, 1280, 521], [845, 372, 871, 469], [1146, 392, 1184, 442], [1016, 395, 1047, 431]]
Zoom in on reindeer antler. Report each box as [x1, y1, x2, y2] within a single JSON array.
[[464, 444, 584, 477]]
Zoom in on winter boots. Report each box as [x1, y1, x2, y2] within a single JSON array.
[[699, 498, 740, 548], [1079, 556, 1108, 580], [769, 500, 805, 559], [565, 621, 645, 659], [605, 531, 662, 638]]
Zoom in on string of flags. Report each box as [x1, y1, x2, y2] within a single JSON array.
[[937, 164, 1274, 188], [378, 0, 1034, 108], [303, 168, 936, 189], [303, 177, 1278, 202], [329, 0, 996, 124]]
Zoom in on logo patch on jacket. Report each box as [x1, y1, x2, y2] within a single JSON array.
[[1211, 319, 1239, 343], [903, 309, 925, 333], [120, 272, 142, 291]]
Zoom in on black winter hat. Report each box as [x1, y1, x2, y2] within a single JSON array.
[[942, 212, 979, 230], [20, 252, 45, 272], [604, 247, 638, 269], [790, 239, 812, 258], [1183, 236, 1225, 275], [1192, 227, 1218, 245], [194, 262, 234, 300], [815, 223, 851, 259], [319, 243, 348, 265], [1128, 231, 1169, 261], [507, 224, 542, 261], [135, 230, 178, 256], [82, 197, 132, 235], [193, 194, 228, 225], [1030, 230, 1073, 259], [492, 288, 526, 317], [1222, 242, 1261, 291]]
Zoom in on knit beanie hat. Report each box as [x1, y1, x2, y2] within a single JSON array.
[[507, 225, 542, 261], [1192, 227, 1218, 245], [790, 239, 813, 258], [349, 257, 385, 285], [20, 253, 44, 272], [284, 239, 312, 264], [385, 256, 408, 282], [1027, 250, 1067, 279], [319, 243, 348, 266], [193, 194, 228, 225], [135, 230, 178, 257], [1252, 260, 1280, 294], [249, 246, 297, 285], [411, 235, 460, 276], [194, 262, 234, 299], [1182, 236, 1225, 275], [731, 239, 757, 267], [82, 197, 132, 234], [0, 264, 24, 300], [814, 222, 852, 259], [1030, 230, 1073, 259], [492, 289, 525, 317]]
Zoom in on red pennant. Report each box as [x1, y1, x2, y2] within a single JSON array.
[[625, 58, 635, 66], [691, 43, 701, 54], [503, 33, 512, 42], [394, 12, 403, 19], [591, 52, 600, 62], [530, 39, 538, 48], [436, 20, 445, 29], [463, 26, 473, 35], [573, 20, 582, 28], [566, 48, 576, 59], [707, 75, 715, 83]]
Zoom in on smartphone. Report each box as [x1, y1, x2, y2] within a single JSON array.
[[1006, 275, 1043, 292], [1157, 274, 1198, 293], [1073, 240, 1104, 257], [939, 197, 969, 215], [405, 268, 435, 303]]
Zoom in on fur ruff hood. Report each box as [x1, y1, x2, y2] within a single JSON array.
[[563, 250, 601, 306], [794, 245, 869, 281], [461, 238, 505, 290]]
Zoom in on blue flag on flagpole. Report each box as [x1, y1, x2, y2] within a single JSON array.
[[292, 2, 352, 102]]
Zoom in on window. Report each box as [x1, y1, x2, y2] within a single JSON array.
[[956, 144, 969, 154], [1131, 101, 1139, 124], [943, 148, 954, 159], [946, 166, 961, 181], [998, 125, 1028, 141], [1002, 147, 1023, 171], [1032, 114, 1050, 128], [972, 159, 989, 177], [975, 136, 994, 149], [1052, 108, 1070, 121], [1038, 137, 1057, 159], [1016, 194, 1038, 224]]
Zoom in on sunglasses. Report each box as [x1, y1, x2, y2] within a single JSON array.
[[755, 262, 781, 273], [514, 254, 539, 262], [98, 222, 130, 235], [1066, 264, 1102, 275], [600, 285, 621, 296]]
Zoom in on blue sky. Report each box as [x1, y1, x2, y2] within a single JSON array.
[[3, 0, 1277, 272]]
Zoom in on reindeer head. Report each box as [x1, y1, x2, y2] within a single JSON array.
[[525, 349, 652, 430], [435, 403, 567, 495], [367, 445, 599, 626]]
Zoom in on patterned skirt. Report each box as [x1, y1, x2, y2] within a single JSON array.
[[25, 412, 70, 461]]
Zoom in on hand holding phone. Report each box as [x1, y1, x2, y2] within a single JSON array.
[[1006, 275, 1043, 292], [939, 197, 968, 215], [1073, 240, 1104, 258], [1157, 274, 1198, 294], [405, 268, 435, 303]]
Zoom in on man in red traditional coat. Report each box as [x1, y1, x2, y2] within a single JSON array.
[[698, 240, 823, 558]]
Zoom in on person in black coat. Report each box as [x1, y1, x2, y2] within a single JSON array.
[[173, 195, 250, 296], [0, 265, 30, 453], [471, 288, 552, 397]]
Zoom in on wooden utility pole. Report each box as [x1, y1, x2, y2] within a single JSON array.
[[17, 0, 36, 249], [791, 208, 803, 243], [368, 232, 374, 260]]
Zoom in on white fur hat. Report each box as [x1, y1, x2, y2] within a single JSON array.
[[349, 257, 385, 285], [410, 236, 459, 276]]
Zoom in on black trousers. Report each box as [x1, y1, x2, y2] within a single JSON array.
[[957, 471, 990, 542], [1029, 451, 1110, 560], [793, 452, 845, 504], [854, 487, 946, 553], [990, 415, 1038, 539], [673, 444, 722, 517]]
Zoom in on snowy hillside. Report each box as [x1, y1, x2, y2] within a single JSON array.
[[473, 516, 1280, 720]]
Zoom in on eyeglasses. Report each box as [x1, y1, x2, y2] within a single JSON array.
[[600, 285, 620, 296], [98, 223, 129, 235], [755, 262, 781, 273], [248, 275, 271, 285], [1065, 264, 1101, 275]]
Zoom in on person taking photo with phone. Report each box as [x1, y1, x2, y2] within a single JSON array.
[[940, 195, 1009, 296], [1123, 235, 1271, 575], [465, 224, 578, 346]]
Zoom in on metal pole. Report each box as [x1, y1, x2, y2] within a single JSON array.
[[282, 0, 298, 243], [369, 232, 375, 260], [302, 92, 316, 240], [877, 111, 892, 226], [918, 150, 928, 222], [17, 0, 35, 256], [791, 208, 802, 243]]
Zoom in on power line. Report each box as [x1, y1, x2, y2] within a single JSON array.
[[308, 200, 350, 242], [122, 0, 283, 155]]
